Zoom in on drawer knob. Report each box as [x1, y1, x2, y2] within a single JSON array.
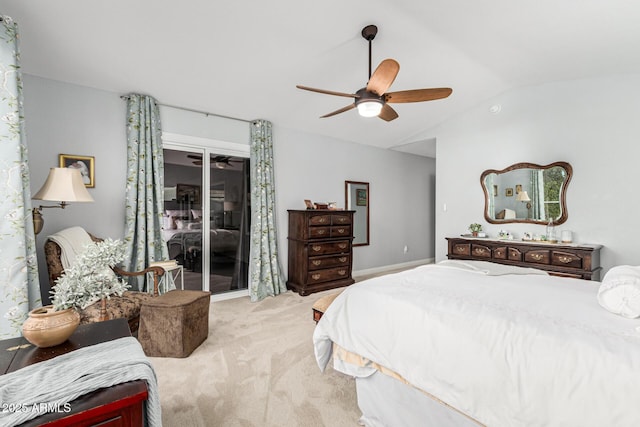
[[338, 243, 347, 249], [531, 254, 543, 261], [318, 218, 327, 223], [337, 217, 346, 223], [473, 248, 488, 255], [317, 229, 326, 235], [311, 245, 322, 252], [455, 247, 466, 253], [312, 260, 322, 266], [337, 228, 345, 234], [338, 270, 346, 275], [311, 274, 321, 280], [338, 257, 347, 262], [558, 255, 573, 264]]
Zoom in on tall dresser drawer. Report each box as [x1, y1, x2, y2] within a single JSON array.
[[331, 225, 351, 237], [307, 266, 351, 284], [309, 254, 350, 270], [308, 240, 350, 255], [309, 215, 331, 226], [331, 214, 351, 225], [309, 226, 330, 238]]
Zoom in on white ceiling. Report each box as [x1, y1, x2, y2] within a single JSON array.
[[3, 0, 640, 156]]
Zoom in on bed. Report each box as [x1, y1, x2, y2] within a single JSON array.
[[313, 260, 640, 427]]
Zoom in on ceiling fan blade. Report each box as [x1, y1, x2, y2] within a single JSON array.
[[296, 85, 359, 99], [320, 104, 356, 118], [366, 59, 400, 96], [378, 104, 399, 122], [385, 88, 452, 103]]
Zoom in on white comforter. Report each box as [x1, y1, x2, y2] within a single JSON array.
[[313, 261, 640, 427]]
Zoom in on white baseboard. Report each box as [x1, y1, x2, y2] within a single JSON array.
[[353, 258, 434, 279]]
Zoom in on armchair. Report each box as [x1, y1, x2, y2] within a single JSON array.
[[44, 233, 165, 333]]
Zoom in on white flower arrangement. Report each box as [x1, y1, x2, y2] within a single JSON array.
[[51, 238, 130, 311]]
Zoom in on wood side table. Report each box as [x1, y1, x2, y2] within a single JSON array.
[[1, 318, 149, 426]]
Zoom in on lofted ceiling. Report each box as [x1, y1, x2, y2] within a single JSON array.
[[2, 0, 640, 157]]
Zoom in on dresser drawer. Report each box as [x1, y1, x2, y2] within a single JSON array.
[[331, 214, 352, 225], [308, 240, 350, 255], [493, 246, 507, 260], [309, 214, 331, 226], [471, 244, 491, 258], [308, 254, 350, 271], [451, 243, 471, 256], [525, 250, 550, 265], [331, 225, 351, 237], [551, 251, 583, 269], [508, 247, 523, 261], [309, 226, 331, 238], [307, 266, 351, 284]]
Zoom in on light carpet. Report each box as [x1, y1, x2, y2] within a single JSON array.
[[149, 289, 361, 426]]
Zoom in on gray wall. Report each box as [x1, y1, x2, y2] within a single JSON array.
[[433, 73, 640, 275], [23, 75, 436, 301]]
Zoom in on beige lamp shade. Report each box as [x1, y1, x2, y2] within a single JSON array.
[[32, 168, 94, 202], [515, 190, 531, 202]]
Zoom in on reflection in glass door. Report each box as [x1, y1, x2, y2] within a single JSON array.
[[162, 148, 249, 295]]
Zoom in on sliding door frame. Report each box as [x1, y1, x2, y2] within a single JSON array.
[[162, 132, 250, 301]]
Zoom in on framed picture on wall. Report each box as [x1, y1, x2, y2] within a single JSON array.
[[505, 188, 514, 197], [59, 154, 95, 188], [515, 184, 522, 194], [356, 188, 368, 206], [176, 184, 201, 204]]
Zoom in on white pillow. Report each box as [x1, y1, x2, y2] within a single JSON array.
[[165, 209, 189, 218], [187, 222, 202, 230], [597, 266, 640, 318], [163, 216, 175, 230]]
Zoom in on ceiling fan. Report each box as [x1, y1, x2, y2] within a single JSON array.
[[187, 155, 242, 168], [296, 25, 452, 122]]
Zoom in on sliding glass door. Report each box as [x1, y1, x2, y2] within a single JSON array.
[[162, 140, 250, 297]]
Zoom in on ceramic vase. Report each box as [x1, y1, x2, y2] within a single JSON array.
[[22, 305, 80, 348]]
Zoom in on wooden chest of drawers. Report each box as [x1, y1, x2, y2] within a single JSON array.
[[446, 237, 602, 280], [287, 210, 355, 296]]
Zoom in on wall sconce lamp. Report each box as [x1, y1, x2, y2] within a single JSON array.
[[515, 190, 531, 219], [31, 168, 94, 235]]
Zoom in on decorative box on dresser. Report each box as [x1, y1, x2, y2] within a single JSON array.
[[287, 210, 355, 296], [446, 237, 602, 280]]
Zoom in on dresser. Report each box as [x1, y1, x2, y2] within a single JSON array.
[[446, 237, 602, 280], [1, 319, 148, 426], [287, 209, 355, 296]]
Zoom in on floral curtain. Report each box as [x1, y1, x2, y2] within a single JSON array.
[[0, 15, 40, 339], [124, 94, 169, 291], [249, 120, 286, 302]]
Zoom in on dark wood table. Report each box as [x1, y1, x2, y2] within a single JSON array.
[[1, 318, 149, 426]]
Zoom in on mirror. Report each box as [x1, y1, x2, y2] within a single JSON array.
[[345, 181, 370, 246], [481, 162, 572, 225]]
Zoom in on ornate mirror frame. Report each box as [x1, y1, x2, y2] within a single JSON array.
[[345, 180, 370, 246], [480, 161, 572, 225]]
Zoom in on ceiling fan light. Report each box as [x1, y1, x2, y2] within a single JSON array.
[[357, 100, 383, 117]]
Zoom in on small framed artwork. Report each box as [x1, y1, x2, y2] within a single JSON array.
[[505, 188, 514, 197], [59, 154, 95, 188], [523, 231, 533, 241], [493, 185, 498, 197], [356, 189, 368, 206], [304, 199, 315, 209], [515, 184, 522, 194], [176, 184, 201, 204]]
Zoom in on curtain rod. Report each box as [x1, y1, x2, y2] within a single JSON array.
[[120, 95, 252, 124]]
